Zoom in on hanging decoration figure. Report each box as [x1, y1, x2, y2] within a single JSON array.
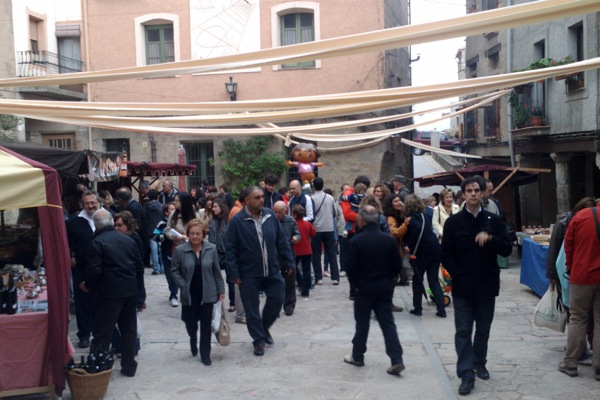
[[286, 143, 324, 189]]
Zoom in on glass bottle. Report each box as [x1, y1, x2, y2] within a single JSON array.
[[7, 275, 18, 315]]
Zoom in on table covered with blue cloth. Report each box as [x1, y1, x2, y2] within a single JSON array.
[[520, 237, 549, 297]]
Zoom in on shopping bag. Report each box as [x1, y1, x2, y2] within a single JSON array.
[[216, 301, 230, 346], [533, 285, 568, 333], [211, 300, 222, 334], [136, 311, 142, 338], [555, 241, 570, 307]]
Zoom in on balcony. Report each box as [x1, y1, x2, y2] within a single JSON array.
[[17, 50, 87, 100]]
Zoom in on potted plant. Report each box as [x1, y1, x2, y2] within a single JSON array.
[[509, 91, 529, 128], [530, 106, 544, 126]]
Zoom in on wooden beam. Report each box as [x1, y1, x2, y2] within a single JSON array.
[[494, 168, 519, 193], [455, 171, 465, 180]]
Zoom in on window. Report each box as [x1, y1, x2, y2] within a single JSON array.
[[464, 110, 477, 140], [271, 3, 321, 71], [135, 15, 180, 67], [482, 0, 497, 11], [29, 17, 42, 52], [567, 22, 584, 92], [105, 138, 130, 159], [145, 24, 175, 65], [280, 13, 315, 68], [184, 143, 215, 187], [483, 100, 499, 137], [44, 134, 74, 150]]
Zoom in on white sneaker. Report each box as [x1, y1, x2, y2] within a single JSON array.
[[170, 298, 179, 307], [340, 271, 347, 277]]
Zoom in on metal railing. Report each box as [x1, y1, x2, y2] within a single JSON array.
[[17, 50, 84, 77]]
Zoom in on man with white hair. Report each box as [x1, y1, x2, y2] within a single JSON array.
[[80, 209, 143, 377]]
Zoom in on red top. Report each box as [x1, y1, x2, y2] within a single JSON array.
[[341, 188, 358, 233], [293, 218, 316, 256], [565, 205, 600, 285]]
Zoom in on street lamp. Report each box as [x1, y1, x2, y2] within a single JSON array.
[[225, 76, 237, 101]]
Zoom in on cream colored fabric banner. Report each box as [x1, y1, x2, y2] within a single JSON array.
[[0, 149, 47, 211], [0, 0, 597, 88], [0, 58, 597, 122]]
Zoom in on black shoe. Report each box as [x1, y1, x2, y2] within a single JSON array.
[[284, 308, 294, 316], [458, 377, 475, 396], [254, 343, 265, 356], [436, 311, 447, 318], [387, 362, 406, 375], [301, 291, 309, 298], [201, 357, 212, 366], [409, 309, 422, 316], [265, 331, 274, 346], [151, 271, 160, 275], [78, 337, 90, 349], [120, 368, 136, 377], [474, 364, 490, 380]]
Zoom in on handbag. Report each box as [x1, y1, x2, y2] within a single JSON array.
[[217, 301, 230, 346], [533, 285, 568, 333], [409, 213, 426, 267]]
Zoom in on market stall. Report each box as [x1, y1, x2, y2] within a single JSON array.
[[0, 146, 71, 398]]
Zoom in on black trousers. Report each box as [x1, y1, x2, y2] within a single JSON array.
[[92, 296, 138, 374], [72, 268, 95, 340], [183, 302, 214, 360], [282, 267, 297, 315], [352, 291, 403, 365]]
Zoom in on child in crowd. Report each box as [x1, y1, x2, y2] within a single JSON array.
[[341, 183, 368, 214], [292, 205, 316, 298]]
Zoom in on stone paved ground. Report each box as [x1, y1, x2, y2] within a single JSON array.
[[42, 255, 595, 400]]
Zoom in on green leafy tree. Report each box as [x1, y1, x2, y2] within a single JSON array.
[[218, 136, 287, 196]]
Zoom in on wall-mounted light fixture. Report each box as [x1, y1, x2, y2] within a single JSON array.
[[225, 76, 237, 101]]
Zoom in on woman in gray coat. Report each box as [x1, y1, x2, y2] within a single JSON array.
[[171, 219, 225, 365]]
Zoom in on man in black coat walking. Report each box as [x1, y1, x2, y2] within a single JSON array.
[[344, 205, 405, 376], [80, 209, 143, 377], [441, 176, 512, 396]]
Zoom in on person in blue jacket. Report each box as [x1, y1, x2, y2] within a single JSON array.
[[226, 186, 295, 357]]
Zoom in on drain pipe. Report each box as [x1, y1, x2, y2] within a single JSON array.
[[507, 0, 515, 167]]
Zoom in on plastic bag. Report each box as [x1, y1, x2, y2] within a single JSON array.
[[215, 301, 230, 346], [533, 285, 567, 333], [211, 300, 222, 334]]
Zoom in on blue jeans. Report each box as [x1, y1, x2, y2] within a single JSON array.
[[453, 296, 495, 379], [162, 253, 178, 300], [239, 274, 285, 346], [149, 240, 164, 273], [352, 291, 403, 365], [311, 231, 339, 281]]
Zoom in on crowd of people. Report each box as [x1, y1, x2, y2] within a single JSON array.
[[63, 172, 600, 396]]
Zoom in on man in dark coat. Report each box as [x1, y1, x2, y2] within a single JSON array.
[[116, 186, 148, 266], [273, 200, 300, 316], [344, 205, 405, 376], [66, 190, 99, 348], [80, 209, 143, 377], [226, 186, 295, 357], [441, 176, 512, 396]]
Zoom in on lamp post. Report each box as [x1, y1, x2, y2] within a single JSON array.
[[225, 76, 237, 101]]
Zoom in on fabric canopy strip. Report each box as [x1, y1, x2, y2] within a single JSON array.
[[0, 0, 597, 87], [0, 149, 48, 210]]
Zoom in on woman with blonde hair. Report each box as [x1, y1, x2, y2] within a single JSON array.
[[432, 188, 460, 243], [171, 219, 225, 366]]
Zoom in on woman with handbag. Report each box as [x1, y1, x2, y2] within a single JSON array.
[[403, 195, 446, 318], [382, 194, 412, 287], [171, 219, 225, 366]]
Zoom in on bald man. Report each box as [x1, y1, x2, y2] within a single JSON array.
[[273, 201, 300, 316]]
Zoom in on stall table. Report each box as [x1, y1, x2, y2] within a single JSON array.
[[0, 290, 72, 399], [520, 237, 549, 297]]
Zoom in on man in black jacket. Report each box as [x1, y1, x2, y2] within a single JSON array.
[[344, 205, 405, 376], [80, 209, 143, 377], [66, 190, 99, 348], [441, 176, 512, 396]]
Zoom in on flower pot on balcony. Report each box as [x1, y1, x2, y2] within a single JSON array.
[[530, 116, 544, 126]]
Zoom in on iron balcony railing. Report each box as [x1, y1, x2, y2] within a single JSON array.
[[17, 50, 85, 77]]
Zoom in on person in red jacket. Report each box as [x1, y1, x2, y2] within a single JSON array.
[[292, 205, 317, 298], [560, 202, 600, 379]]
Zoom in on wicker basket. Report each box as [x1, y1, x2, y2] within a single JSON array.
[[66, 368, 112, 400]]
